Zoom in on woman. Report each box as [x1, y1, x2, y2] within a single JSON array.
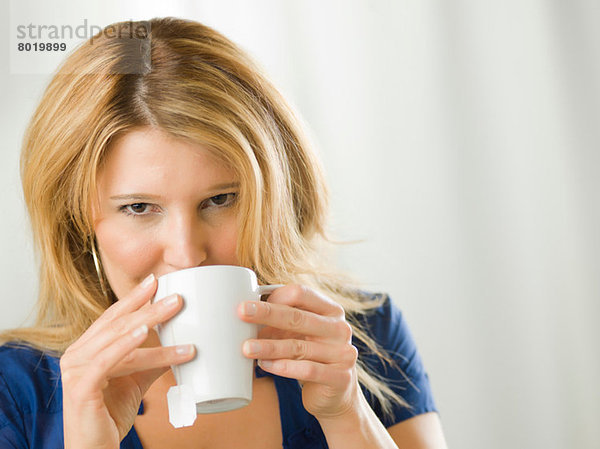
[[0, 17, 447, 448]]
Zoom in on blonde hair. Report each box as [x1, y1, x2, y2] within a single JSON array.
[[1, 17, 407, 416]]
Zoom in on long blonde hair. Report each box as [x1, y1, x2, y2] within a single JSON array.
[[1, 17, 407, 416]]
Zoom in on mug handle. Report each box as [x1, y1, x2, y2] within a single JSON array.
[[256, 284, 284, 297]]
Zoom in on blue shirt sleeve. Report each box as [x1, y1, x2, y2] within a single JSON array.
[[0, 344, 66, 449], [0, 343, 145, 449], [0, 365, 29, 448], [352, 293, 438, 427]]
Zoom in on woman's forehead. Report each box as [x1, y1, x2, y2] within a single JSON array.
[[97, 127, 238, 196]]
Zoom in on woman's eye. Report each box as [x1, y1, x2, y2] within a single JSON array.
[[120, 203, 153, 216], [204, 193, 236, 208]]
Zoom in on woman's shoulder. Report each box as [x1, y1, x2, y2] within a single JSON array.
[[0, 342, 61, 377], [0, 343, 62, 414], [350, 291, 438, 424], [351, 290, 405, 344], [351, 290, 424, 372]]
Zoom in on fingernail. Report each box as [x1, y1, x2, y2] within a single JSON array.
[[243, 341, 261, 355], [132, 324, 148, 339], [141, 273, 155, 289], [176, 344, 194, 355], [162, 294, 179, 307], [243, 302, 257, 316]]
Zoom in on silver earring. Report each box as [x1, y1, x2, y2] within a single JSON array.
[[90, 238, 109, 299]]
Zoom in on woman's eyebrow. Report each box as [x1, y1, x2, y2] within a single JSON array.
[[109, 182, 240, 201], [109, 193, 162, 201]]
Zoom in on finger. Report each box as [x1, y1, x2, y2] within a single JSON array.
[[266, 284, 345, 318], [243, 339, 358, 365], [257, 359, 353, 390], [109, 344, 196, 378], [238, 301, 353, 342], [76, 323, 151, 394], [70, 273, 157, 351], [78, 293, 184, 359]]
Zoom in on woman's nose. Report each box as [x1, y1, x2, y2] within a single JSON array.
[[162, 213, 207, 270]]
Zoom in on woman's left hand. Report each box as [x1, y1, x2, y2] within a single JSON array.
[[237, 284, 360, 421]]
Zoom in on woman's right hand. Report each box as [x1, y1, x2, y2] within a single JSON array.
[[60, 274, 195, 449]]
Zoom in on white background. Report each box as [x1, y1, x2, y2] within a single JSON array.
[[1, 1, 599, 448]]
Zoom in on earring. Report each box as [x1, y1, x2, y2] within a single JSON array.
[[90, 237, 109, 299]]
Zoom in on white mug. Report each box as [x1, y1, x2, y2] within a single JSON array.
[[152, 265, 282, 428]]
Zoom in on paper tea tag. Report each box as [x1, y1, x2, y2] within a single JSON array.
[[166, 385, 197, 428]]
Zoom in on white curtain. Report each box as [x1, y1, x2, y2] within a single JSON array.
[[1, 1, 598, 448]]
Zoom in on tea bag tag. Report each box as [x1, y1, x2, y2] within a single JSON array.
[[166, 385, 197, 428]]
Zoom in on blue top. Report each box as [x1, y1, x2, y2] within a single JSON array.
[[0, 293, 437, 448]]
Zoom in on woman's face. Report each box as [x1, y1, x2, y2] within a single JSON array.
[[93, 126, 241, 300]]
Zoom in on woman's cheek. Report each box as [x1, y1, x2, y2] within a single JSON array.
[[209, 217, 239, 265], [96, 221, 160, 300]]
